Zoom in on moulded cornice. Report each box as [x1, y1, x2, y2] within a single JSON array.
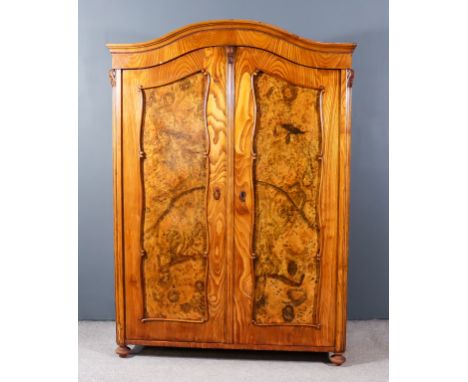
[[107, 20, 356, 70]]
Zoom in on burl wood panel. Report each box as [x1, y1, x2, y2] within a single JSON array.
[[252, 73, 323, 325], [140, 72, 209, 322]]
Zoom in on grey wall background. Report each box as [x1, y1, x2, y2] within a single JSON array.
[[79, 0, 388, 320]]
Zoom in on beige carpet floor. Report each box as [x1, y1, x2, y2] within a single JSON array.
[[79, 320, 388, 382]]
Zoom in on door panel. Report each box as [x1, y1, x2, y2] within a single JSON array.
[[233, 48, 341, 346], [123, 48, 228, 342]]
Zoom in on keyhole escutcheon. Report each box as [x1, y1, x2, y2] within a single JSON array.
[[239, 191, 247, 202]]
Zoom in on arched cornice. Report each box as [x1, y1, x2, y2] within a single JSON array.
[[107, 20, 356, 70]]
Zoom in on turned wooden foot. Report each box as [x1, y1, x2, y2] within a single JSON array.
[[329, 353, 346, 366], [115, 345, 131, 358]]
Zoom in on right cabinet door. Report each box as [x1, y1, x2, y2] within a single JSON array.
[[233, 48, 342, 347]]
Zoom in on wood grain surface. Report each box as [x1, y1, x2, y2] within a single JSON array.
[[140, 72, 209, 322], [232, 48, 340, 347], [334, 69, 354, 353], [252, 72, 323, 326], [109, 20, 355, 357], [122, 48, 228, 343], [107, 20, 356, 70], [112, 68, 125, 346]]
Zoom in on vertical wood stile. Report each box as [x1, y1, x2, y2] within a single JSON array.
[[204, 47, 229, 343], [112, 69, 125, 345], [225, 46, 236, 343], [335, 69, 353, 352]]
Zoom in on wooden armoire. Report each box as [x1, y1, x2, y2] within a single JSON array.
[[107, 20, 356, 365]]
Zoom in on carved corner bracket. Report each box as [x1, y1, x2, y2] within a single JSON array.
[[109, 69, 116, 87], [347, 69, 354, 88]]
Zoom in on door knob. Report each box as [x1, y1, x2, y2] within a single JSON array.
[[239, 191, 247, 202]]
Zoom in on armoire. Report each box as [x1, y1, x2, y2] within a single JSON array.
[[107, 20, 356, 365]]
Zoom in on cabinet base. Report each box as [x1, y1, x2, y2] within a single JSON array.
[[117, 339, 345, 364], [125, 338, 335, 352]]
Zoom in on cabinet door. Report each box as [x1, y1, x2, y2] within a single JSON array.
[[233, 48, 342, 347], [122, 48, 228, 343]]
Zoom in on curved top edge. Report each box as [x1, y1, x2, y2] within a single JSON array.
[[106, 19, 357, 54]]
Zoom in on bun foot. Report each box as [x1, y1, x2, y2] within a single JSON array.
[[329, 353, 346, 366], [116, 345, 131, 358]]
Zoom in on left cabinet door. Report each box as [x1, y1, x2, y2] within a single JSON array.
[[120, 48, 228, 343]]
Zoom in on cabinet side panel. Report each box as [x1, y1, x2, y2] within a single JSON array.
[[112, 69, 125, 345], [335, 69, 353, 352]]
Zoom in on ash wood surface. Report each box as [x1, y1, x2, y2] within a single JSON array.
[[334, 69, 353, 353], [122, 48, 228, 343], [225, 46, 236, 343], [127, 338, 334, 352], [107, 20, 355, 70], [109, 20, 355, 360], [112, 69, 125, 346], [232, 48, 341, 347]]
